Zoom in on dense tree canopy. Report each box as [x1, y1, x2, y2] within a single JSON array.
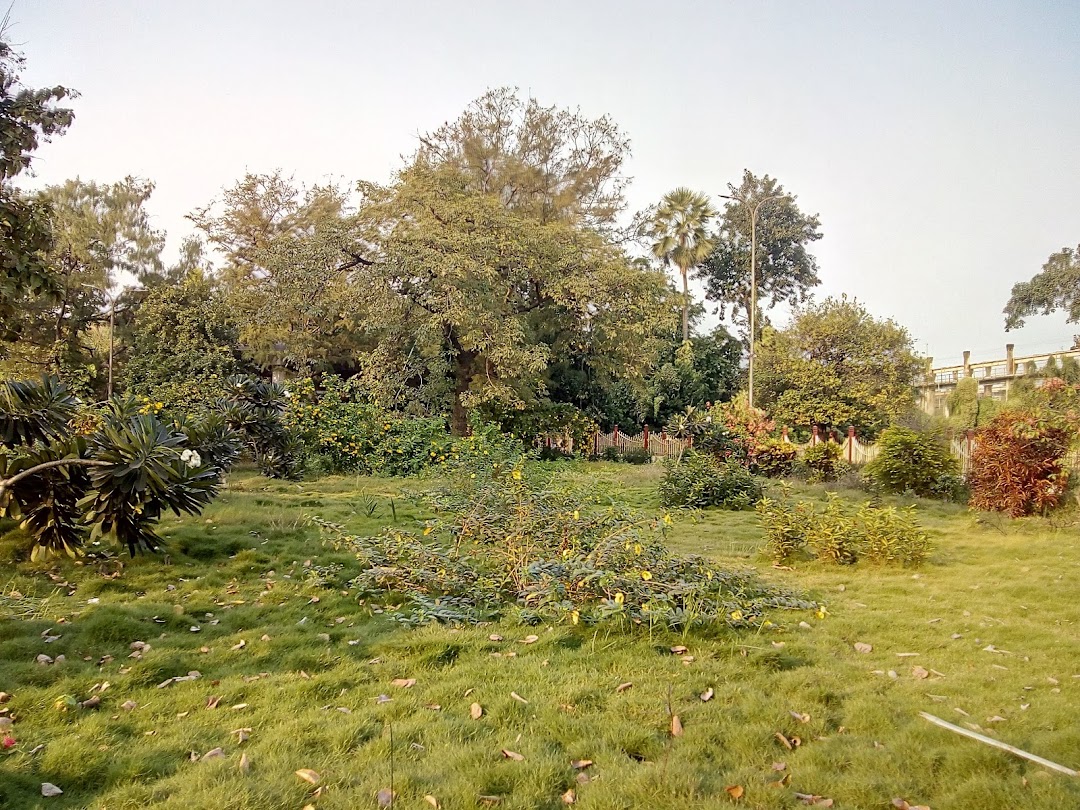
[[699, 170, 822, 342], [755, 296, 922, 438]]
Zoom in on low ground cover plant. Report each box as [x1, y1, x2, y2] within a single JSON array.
[[659, 451, 763, 509], [758, 491, 931, 566], [320, 463, 813, 629]]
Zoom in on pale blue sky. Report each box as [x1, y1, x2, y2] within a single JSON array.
[[11, 0, 1080, 366]]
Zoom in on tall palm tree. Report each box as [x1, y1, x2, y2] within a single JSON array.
[[650, 188, 716, 342]]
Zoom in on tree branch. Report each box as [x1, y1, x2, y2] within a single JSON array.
[[0, 458, 110, 495]]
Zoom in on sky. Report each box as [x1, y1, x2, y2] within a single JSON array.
[[9, 0, 1080, 367]]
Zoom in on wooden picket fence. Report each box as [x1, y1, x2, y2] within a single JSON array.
[[592, 428, 690, 460]]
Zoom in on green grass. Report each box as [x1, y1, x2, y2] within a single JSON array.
[[2, 463, 1080, 808]]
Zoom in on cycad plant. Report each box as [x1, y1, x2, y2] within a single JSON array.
[[651, 188, 716, 342]]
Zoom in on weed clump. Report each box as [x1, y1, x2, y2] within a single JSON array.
[[319, 465, 813, 630], [758, 492, 931, 567]]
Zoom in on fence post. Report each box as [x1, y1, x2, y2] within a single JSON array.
[[613, 425, 620, 449], [811, 424, 820, 446], [781, 426, 789, 442], [643, 424, 649, 451], [593, 430, 600, 457], [847, 425, 855, 464]]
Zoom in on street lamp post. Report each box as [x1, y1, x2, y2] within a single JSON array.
[[718, 192, 781, 409]]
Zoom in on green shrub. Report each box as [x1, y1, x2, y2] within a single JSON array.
[[798, 441, 850, 483], [621, 447, 654, 465], [750, 436, 797, 477], [757, 493, 931, 567], [659, 451, 763, 509], [319, 463, 815, 630], [864, 426, 961, 499]]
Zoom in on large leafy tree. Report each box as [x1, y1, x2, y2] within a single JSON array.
[[0, 31, 75, 344], [650, 188, 715, 341], [755, 296, 922, 438], [5, 178, 163, 395], [123, 270, 249, 408], [1004, 244, 1080, 337], [699, 170, 822, 342], [354, 163, 675, 434], [189, 172, 362, 373]]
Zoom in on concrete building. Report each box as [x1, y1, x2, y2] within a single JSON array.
[[916, 345, 1080, 416]]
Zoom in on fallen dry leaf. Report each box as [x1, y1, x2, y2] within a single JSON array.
[[670, 645, 688, 655], [912, 666, 930, 680], [510, 691, 529, 704], [616, 682, 633, 693], [772, 761, 787, 771], [892, 800, 932, 810], [790, 710, 811, 723], [671, 715, 684, 737], [725, 784, 745, 800], [233, 727, 251, 743], [206, 695, 220, 709], [200, 747, 225, 762], [41, 783, 63, 797], [239, 752, 251, 773], [121, 700, 137, 711], [489, 634, 503, 642], [700, 688, 714, 702], [376, 787, 395, 807], [501, 749, 525, 761], [231, 639, 246, 651], [520, 635, 539, 644], [231, 703, 249, 711], [795, 794, 834, 807], [470, 702, 484, 719], [424, 796, 440, 808], [562, 788, 576, 804], [854, 642, 873, 654], [571, 759, 593, 770], [295, 768, 321, 785], [391, 678, 416, 688]]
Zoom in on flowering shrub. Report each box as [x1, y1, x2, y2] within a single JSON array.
[[673, 399, 796, 477], [319, 464, 815, 629], [0, 376, 224, 559], [968, 409, 1075, 517], [490, 402, 598, 457], [659, 451, 763, 510]]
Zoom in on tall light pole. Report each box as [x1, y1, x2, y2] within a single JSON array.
[[718, 192, 781, 409]]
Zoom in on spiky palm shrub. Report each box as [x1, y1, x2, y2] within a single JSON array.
[[0, 376, 227, 559]]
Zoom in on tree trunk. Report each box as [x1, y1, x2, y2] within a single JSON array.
[[681, 264, 690, 342], [446, 325, 478, 437]]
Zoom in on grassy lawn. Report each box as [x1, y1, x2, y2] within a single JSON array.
[[2, 463, 1080, 809]]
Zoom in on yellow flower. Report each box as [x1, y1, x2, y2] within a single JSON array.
[[816, 607, 829, 620], [614, 592, 625, 605], [762, 620, 773, 627], [423, 526, 433, 536], [640, 571, 652, 581], [730, 610, 744, 621], [512, 469, 522, 480], [662, 514, 673, 526], [571, 610, 580, 625], [634, 543, 642, 555], [573, 510, 579, 520]]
